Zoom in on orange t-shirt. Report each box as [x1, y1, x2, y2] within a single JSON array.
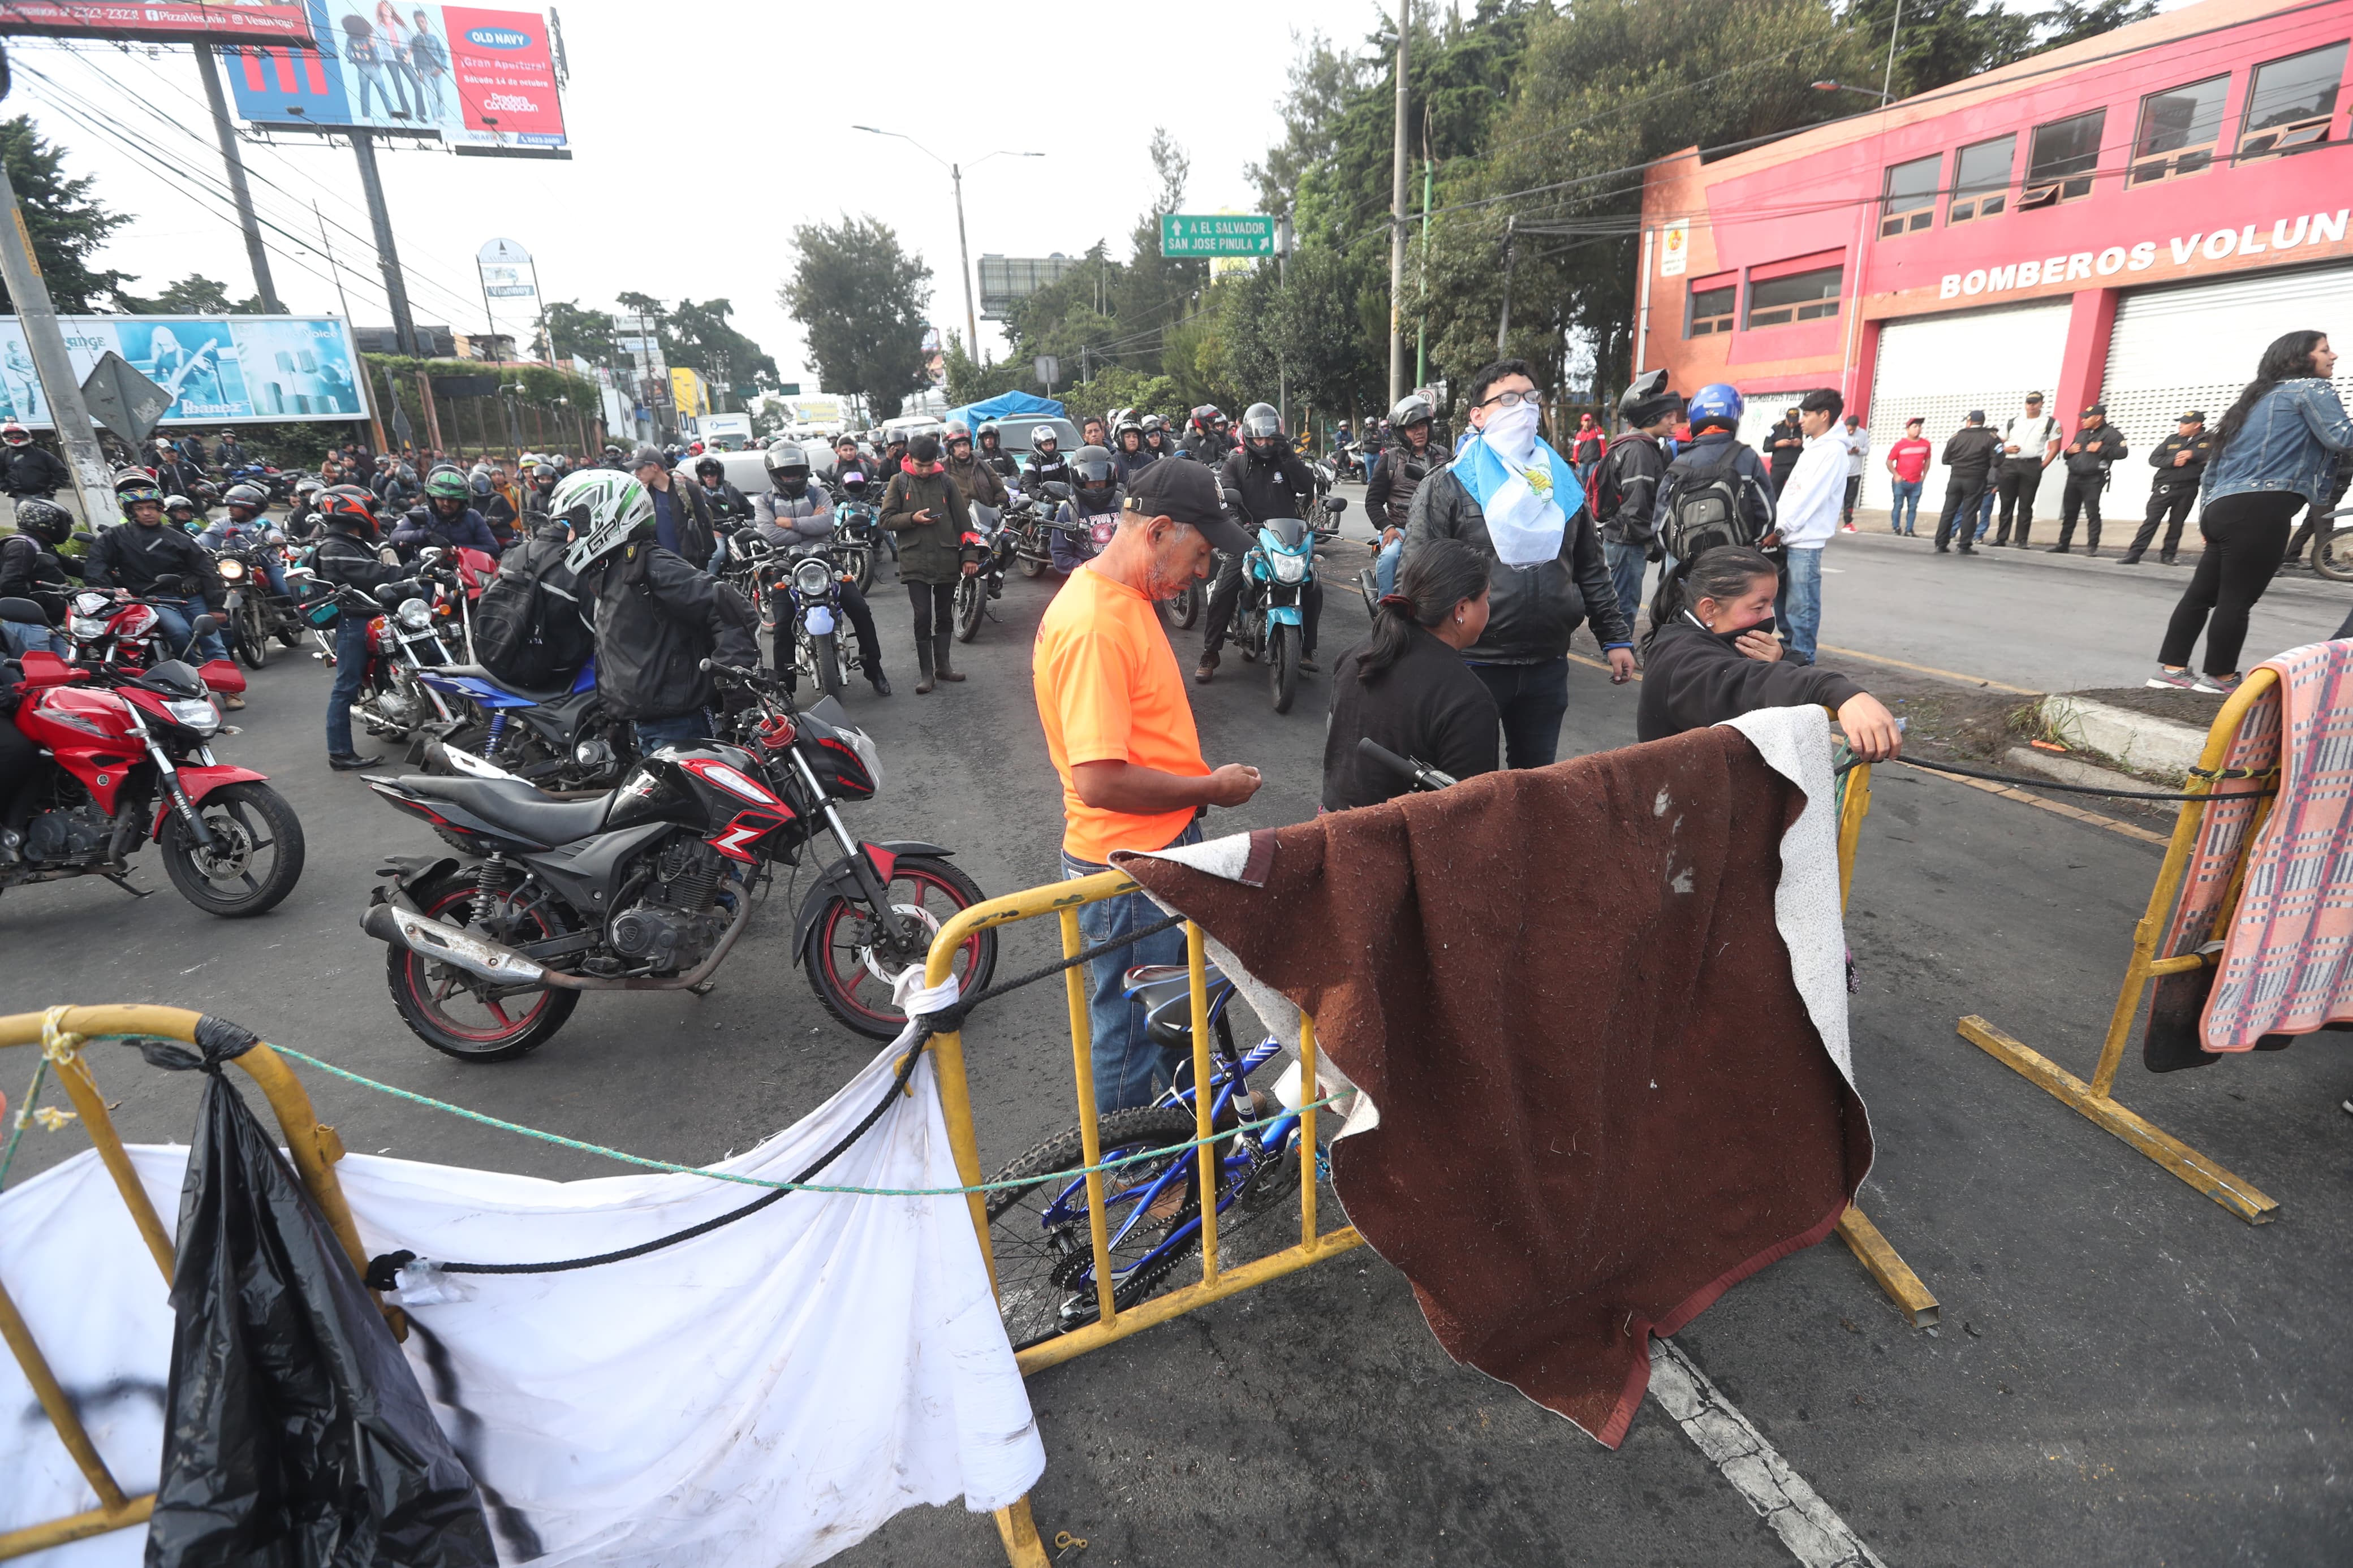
[[1033, 563, 1208, 864]]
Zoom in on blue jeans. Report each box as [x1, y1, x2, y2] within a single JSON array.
[[1063, 820, 1201, 1116], [1776, 547, 1822, 663], [1373, 535, 1403, 598], [634, 711, 712, 754], [1973, 488, 1997, 540], [150, 596, 228, 664], [1, 619, 66, 656], [325, 606, 374, 757], [1889, 478, 1921, 533], [1602, 538, 1648, 628], [1468, 656, 1571, 770]]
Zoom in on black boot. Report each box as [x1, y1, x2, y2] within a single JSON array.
[[868, 667, 893, 697], [915, 641, 936, 695], [934, 628, 966, 683]]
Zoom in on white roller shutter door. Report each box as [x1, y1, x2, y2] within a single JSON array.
[[2100, 262, 2353, 516], [1861, 301, 2071, 509]]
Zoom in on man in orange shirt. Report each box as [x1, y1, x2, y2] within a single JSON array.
[[1035, 461, 1264, 1113]]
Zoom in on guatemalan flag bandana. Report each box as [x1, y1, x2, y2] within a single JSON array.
[[1451, 430, 1585, 569]]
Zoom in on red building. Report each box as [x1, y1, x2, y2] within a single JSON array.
[[1635, 0, 2353, 517]]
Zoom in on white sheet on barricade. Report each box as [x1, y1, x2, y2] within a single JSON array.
[[0, 1042, 1043, 1567]]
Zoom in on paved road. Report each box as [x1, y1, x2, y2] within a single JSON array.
[[5, 520, 2348, 1567]]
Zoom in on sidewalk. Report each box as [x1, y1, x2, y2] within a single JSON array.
[[1847, 506, 2206, 564], [1841, 508, 2353, 604]]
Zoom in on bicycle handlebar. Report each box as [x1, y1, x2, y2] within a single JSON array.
[[1356, 737, 1459, 792]]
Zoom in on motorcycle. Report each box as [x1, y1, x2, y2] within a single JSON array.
[[360, 659, 996, 1059], [0, 630, 304, 918], [830, 478, 882, 590], [761, 541, 869, 702], [1231, 496, 1347, 715], [953, 505, 1019, 642], [1006, 483, 1068, 578], [58, 576, 235, 685], [287, 567, 469, 745], [223, 459, 296, 504], [209, 533, 307, 671], [412, 656, 638, 792]]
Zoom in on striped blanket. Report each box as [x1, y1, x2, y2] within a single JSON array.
[[2148, 639, 2353, 1068]]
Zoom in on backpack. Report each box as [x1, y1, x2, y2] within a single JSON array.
[[473, 534, 593, 688], [1660, 440, 1757, 564]]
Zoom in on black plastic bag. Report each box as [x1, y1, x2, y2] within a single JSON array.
[[141, 1020, 495, 1568]]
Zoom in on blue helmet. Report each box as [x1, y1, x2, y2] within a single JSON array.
[[1687, 382, 1744, 431]]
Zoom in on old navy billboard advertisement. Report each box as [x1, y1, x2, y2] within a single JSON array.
[[227, 1, 566, 149], [0, 316, 364, 427]]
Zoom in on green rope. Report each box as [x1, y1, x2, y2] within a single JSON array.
[[0, 1056, 51, 1194], [265, 1044, 1336, 1199]]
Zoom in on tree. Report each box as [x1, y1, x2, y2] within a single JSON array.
[[541, 300, 620, 365], [781, 215, 933, 422], [663, 298, 781, 404], [0, 115, 132, 312], [122, 274, 261, 315]]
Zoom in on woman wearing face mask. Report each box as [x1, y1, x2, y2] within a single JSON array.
[[1322, 537, 1501, 810], [1635, 545, 1903, 757]]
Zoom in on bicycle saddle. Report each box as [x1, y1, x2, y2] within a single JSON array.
[[1125, 961, 1238, 1049]]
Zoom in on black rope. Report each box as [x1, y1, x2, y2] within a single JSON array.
[[1902, 756, 2278, 802], [362, 909, 1196, 1284]]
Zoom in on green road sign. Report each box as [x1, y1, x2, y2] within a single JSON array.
[[1160, 213, 1276, 257]]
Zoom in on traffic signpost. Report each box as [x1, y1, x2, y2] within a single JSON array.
[[77, 352, 171, 447], [1159, 214, 1277, 258]]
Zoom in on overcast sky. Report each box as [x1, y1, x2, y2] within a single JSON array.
[[7, 0, 1392, 383]]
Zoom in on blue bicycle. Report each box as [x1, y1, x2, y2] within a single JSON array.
[[985, 961, 1315, 1350]]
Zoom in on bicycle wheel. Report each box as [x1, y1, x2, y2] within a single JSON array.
[[2313, 524, 2353, 583], [984, 1106, 1209, 1351]]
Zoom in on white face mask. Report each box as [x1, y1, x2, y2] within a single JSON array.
[[1484, 397, 1541, 460]]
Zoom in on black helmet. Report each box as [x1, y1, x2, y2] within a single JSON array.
[[1072, 444, 1117, 498], [1140, 413, 1165, 435], [222, 481, 269, 516], [1389, 393, 1433, 431], [1618, 367, 1680, 429], [977, 422, 1001, 447], [695, 456, 724, 479], [13, 496, 71, 544], [1241, 401, 1282, 457]]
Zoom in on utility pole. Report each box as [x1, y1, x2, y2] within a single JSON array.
[[350, 130, 417, 357], [950, 161, 979, 359], [0, 160, 115, 525], [313, 202, 352, 321], [1387, 0, 1411, 406], [193, 43, 282, 313], [1275, 214, 1292, 435], [1415, 113, 1432, 390], [1496, 216, 1517, 354]]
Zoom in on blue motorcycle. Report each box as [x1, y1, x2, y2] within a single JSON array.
[[413, 656, 639, 791], [1233, 496, 1346, 714]]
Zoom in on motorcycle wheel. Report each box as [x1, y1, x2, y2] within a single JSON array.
[[387, 870, 578, 1062], [157, 781, 306, 918], [804, 853, 997, 1039], [954, 573, 984, 642], [854, 547, 876, 593], [275, 615, 303, 649], [236, 596, 270, 669], [1269, 623, 1300, 714], [812, 629, 847, 701], [2313, 525, 2353, 582], [1166, 580, 1201, 630], [1018, 551, 1046, 578]]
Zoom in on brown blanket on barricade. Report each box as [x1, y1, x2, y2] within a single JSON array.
[[1115, 723, 1871, 1446]]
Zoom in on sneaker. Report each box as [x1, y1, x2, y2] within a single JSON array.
[[327, 751, 383, 771], [2145, 667, 2199, 690], [1841, 522, 1856, 533], [1299, 655, 1320, 673], [223, 693, 245, 710], [1193, 651, 1219, 684], [2192, 672, 2243, 696]]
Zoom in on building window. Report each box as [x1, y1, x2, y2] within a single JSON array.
[[1686, 283, 1735, 337], [1745, 266, 1842, 329], [2237, 41, 2348, 160], [2131, 74, 2229, 184], [1879, 154, 1941, 238], [1949, 134, 2014, 224], [2021, 109, 2105, 208]]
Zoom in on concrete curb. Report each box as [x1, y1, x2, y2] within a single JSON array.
[[2005, 746, 2164, 798], [2037, 694, 2205, 781]]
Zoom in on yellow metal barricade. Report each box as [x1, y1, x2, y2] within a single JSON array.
[[1956, 669, 2283, 1223], [0, 1005, 377, 1560]]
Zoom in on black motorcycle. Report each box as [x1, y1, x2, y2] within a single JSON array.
[[210, 535, 305, 671], [1006, 484, 1067, 578], [761, 542, 869, 701], [829, 480, 883, 590], [361, 662, 996, 1059], [954, 503, 1019, 642]]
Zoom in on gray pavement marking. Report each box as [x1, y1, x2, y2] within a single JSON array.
[[1649, 1337, 1888, 1568]]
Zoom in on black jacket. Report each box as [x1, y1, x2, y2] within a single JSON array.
[[85, 521, 224, 610], [1635, 616, 1865, 742], [1941, 426, 2002, 485], [1402, 464, 1632, 663], [695, 479, 753, 525], [3, 444, 70, 498], [1765, 417, 1805, 482], [977, 447, 1020, 481], [312, 526, 410, 595], [1112, 444, 1160, 486], [2062, 424, 2128, 480], [1592, 431, 1671, 549], [1322, 625, 1501, 811], [0, 531, 80, 619], [1217, 447, 1316, 527], [152, 455, 205, 500], [1653, 433, 1777, 552], [577, 538, 759, 720], [1365, 439, 1438, 534], [1180, 431, 1231, 464], [1022, 451, 1072, 496], [643, 478, 717, 569], [2148, 430, 2216, 491]]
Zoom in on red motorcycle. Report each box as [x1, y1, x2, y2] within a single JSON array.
[[59, 577, 236, 688], [0, 639, 305, 917]]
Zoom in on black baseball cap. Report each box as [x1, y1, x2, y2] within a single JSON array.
[[2179, 410, 2206, 424], [1124, 459, 1251, 553], [2083, 403, 2106, 416]]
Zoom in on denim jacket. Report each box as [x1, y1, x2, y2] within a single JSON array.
[[2201, 379, 2353, 506]]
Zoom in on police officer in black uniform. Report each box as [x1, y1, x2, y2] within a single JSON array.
[[2120, 411, 2213, 566]]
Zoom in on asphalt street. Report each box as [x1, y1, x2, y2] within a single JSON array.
[[5, 490, 2350, 1567]]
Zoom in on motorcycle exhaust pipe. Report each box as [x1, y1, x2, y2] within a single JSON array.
[[363, 899, 553, 987]]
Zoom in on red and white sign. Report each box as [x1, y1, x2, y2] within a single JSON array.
[[442, 6, 566, 145], [0, 1, 314, 44]]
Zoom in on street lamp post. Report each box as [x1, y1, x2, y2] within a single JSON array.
[[852, 127, 1040, 361], [1811, 80, 1897, 103]]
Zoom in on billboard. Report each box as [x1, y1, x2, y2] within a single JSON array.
[[0, 315, 365, 427], [227, 1, 566, 150], [0, 1, 314, 44], [976, 254, 1082, 321]]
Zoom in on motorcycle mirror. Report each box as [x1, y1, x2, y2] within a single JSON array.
[[152, 574, 185, 594], [0, 595, 48, 625], [1322, 496, 1348, 513], [70, 530, 94, 544]]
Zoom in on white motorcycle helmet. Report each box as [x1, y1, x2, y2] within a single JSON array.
[[557, 469, 654, 572]]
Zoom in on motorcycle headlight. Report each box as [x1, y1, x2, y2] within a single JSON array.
[[792, 557, 833, 597], [162, 697, 221, 734], [68, 615, 106, 639], [1270, 550, 1309, 584], [396, 597, 433, 631], [216, 558, 245, 580]]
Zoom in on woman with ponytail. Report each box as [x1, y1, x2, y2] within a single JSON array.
[[1322, 537, 1501, 809]]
